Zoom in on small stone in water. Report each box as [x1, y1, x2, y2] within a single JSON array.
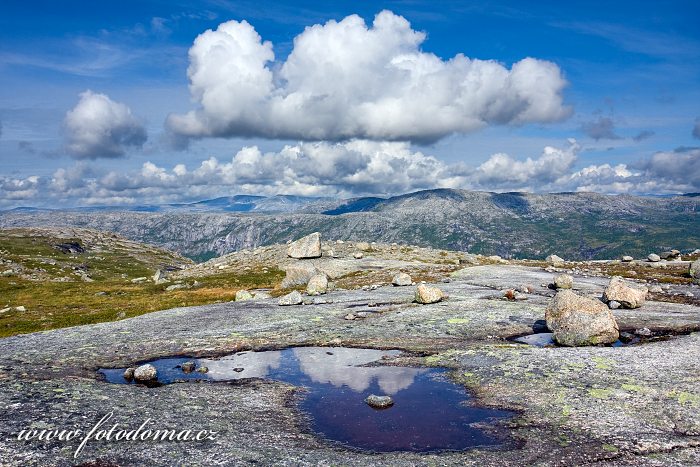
[[196, 366, 209, 374], [181, 361, 195, 373], [133, 364, 158, 382], [123, 367, 135, 380], [365, 394, 394, 409], [233, 367, 244, 373]]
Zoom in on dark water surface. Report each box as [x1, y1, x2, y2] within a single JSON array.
[[100, 347, 513, 452]]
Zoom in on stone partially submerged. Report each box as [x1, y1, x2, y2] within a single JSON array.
[[545, 290, 619, 346], [287, 232, 322, 259], [602, 276, 648, 309], [133, 364, 158, 382]]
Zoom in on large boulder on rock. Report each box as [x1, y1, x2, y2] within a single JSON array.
[[415, 284, 445, 304], [602, 276, 648, 309], [287, 232, 322, 259], [647, 254, 661, 262], [281, 263, 320, 288], [306, 274, 328, 295], [554, 274, 573, 289], [133, 364, 158, 382], [545, 290, 619, 346], [690, 259, 700, 284], [392, 272, 412, 286], [545, 254, 565, 264], [278, 290, 303, 306]]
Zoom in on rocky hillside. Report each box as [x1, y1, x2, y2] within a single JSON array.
[[1, 189, 698, 261]]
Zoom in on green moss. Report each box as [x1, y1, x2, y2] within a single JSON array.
[[602, 444, 619, 452], [621, 384, 645, 393]]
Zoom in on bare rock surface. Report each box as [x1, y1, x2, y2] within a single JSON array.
[[0, 263, 698, 465]]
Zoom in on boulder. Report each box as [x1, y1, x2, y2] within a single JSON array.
[[306, 274, 328, 295], [235, 290, 254, 301], [690, 259, 700, 285], [123, 367, 135, 380], [554, 274, 573, 289], [133, 364, 158, 382], [287, 232, 322, 259], [181, 361, 196, 373], [355, 242, 371, 251], [415, 284, 445, 304], [621, 256, 634, 262], [602, 276, 648, 309], [252, 291, 272, 300], [660, 250, 680, 260], [281, 263, 320, 288], [278, 290, 303, 306], [365, 394, 394, 409], [647, 254, 661, 262], [545, 254, 565, 264], [392, 272, 412, 286], [353, 252, 364, 259], [545, 290, 619, 346]]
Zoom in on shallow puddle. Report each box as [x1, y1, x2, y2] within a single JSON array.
[[100, 347, 513, 452]]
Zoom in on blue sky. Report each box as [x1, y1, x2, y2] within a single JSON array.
[[1, 0, 699, 207]]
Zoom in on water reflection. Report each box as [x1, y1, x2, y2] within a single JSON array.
[[100, 347, 513, 452]]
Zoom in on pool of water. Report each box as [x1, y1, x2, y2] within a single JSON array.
[[100, 347, 514, 452]]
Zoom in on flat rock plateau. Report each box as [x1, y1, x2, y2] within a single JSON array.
[[0, 227, 699, 466]]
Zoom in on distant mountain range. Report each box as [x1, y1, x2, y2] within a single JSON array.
[[2, 189, 699, 261]]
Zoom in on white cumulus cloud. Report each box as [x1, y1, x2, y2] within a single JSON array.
[[64, 90, 147, 159], [166, 10, 570, 144]]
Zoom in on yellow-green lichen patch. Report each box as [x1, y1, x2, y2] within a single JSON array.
[[447, 318, 469, 324], [588, 388, 613, 399]]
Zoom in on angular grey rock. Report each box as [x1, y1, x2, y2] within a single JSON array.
[[281, 263, 320, 288], [648, 285, 663, 294], [602, 276, 648, 309], [659, 250, 680, 260], [123, 367, 135, 380], [545, 290, 619, 346], [365, 394, 394, 409], [415, 284, 445, 304], [545, 254, 565, 264], [553, 274, 573, 289], [252, 291, 272, 300], [608, 300, 621, 310], [353, 252, 364, 259], [306, 274, 328, 295], [287, 232, 322, 259], [278, 290, 303, 306], [392, 272, 412, 286], [690, 259, 700, 285], [133, 364, 158, 382], [647, 254, 661, 262], [621, 256, 634, 262], [235, 290, 254, 301]]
